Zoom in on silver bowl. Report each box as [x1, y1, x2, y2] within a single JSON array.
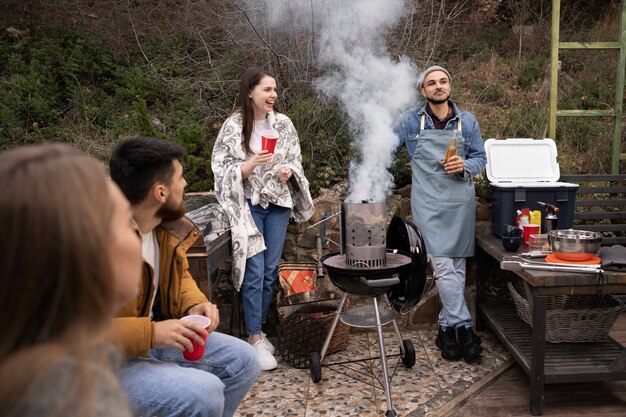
[[549, 230, 602, 261]]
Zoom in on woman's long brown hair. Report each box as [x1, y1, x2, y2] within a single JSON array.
[[235, 67, 279, 155], [0, 144, 116, 416]]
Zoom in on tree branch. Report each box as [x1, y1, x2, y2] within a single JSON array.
[[234, 3, 282, 75]]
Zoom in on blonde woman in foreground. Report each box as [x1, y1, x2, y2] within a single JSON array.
[[0, 143, 142, 417]]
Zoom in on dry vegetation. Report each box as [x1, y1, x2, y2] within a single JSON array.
[[0, 0, 623, 194]]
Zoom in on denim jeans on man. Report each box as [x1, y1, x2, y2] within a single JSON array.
[[242, 201, 291, 335], [119, 332, 259, 417], [433, 257, 472, 328]]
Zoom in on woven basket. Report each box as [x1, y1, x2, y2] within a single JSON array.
[[307, 302, 351, 355], [277, 313, 326, 369], [507, 280, 625, 343], [278, 300, 350, 369]]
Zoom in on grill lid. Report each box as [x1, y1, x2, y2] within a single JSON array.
[[385, 216, 430, 312]]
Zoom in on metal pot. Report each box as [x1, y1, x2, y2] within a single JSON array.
[[549, 229, 602, 261]]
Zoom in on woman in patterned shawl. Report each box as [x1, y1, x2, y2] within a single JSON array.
[[211, 67, 314, 371]]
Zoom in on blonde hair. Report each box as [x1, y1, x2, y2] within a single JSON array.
[[0, 143, 116, 416]]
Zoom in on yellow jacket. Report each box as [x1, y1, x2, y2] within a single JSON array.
[[112, 217, 208, 357]]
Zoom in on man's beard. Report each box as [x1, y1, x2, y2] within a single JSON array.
[[426, 92, 450, 105], [156, 195, 186, 222]]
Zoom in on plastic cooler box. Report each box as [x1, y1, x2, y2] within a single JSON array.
[[484, 138, 579, 237]]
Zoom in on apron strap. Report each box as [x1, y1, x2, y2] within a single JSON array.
[[420, 111, 463, 134]]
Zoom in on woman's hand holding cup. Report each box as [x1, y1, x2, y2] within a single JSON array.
[[252, 150, 273, 167], [240, 150, 273, 179]]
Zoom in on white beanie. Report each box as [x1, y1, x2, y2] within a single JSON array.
[[418, 65, 451, 88]]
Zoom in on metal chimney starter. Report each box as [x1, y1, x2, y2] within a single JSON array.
[[341, 201, 387, 268]]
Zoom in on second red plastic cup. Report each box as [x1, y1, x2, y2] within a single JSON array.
[[522, 224, 540, 245], [180, 314, 211, 361], [261, 129, 279, 154]]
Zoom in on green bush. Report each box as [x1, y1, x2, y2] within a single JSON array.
[[474, 173, 492, 201], [557, 118, 607, 153], [1, 5, 621, 196], [503, 104, 548, 139], [389, 148, 412, 189], [174, 123, 212, 192], [517, 54, 547, 89], [113, 66, 167, 107], [471, 79, 506, 104], [453, 25, 508, 60], [562, 80, 613, 110], [287, 97, 353, 194]]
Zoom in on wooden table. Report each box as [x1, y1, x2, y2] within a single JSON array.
[[475, 233, 626, 415]]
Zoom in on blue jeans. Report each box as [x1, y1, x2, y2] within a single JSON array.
[[119, 331, 259, 417], [242, 201, 290, 335], [433, 256, 473, 329]]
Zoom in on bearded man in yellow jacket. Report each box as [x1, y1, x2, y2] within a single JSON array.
[[110, 136, 259, 417]]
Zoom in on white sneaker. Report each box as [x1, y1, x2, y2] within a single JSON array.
[[261, 332, 275, 354], [252, 339, 277, 371]]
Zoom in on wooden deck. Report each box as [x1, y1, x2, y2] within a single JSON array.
[[438, 314, 626, 417]]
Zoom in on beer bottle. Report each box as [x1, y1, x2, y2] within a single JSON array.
[[444, 135, 457, 163]]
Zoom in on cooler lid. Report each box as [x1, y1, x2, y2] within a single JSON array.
[[484, 138, 560, 184]]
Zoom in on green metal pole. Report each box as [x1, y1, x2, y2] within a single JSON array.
[[611, 1, 626, 173], [548, 0, 560, 140]]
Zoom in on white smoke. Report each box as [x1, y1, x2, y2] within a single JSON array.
[[247, 0, 418, 203]]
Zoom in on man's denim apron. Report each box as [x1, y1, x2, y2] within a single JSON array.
[[410, 114, 475, 257]]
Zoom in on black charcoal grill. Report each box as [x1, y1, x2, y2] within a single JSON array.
[[311, 201, 434, 417]]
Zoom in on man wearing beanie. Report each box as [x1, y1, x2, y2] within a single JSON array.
[[392, 65, 486, 362]]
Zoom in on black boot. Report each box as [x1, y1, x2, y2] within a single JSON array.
[[457, 326, 483, 363], [435, 326, 461, 360]]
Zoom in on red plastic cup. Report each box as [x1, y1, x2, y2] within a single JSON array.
[[261, 129, 279, 154], [522, 224, 540, 245], [180, 315, 211, 361]]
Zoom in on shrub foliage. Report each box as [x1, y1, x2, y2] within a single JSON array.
[[1, 0, 623, 194]]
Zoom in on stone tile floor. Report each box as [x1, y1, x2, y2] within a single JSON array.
[[234, 324, 511, 417]]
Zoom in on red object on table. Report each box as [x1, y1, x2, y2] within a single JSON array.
[[545, 253, 601, 265]]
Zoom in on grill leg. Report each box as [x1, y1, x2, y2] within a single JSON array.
[[320, 292, 348, 361], [384, 294, 405, 353], [391, 319, 405, 355], [373, 296, 395, 415]]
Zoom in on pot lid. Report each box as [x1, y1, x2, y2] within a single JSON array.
[[484, 138, 560, 184]]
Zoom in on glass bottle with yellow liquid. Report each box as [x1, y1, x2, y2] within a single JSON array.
[[444, 135, 457, 163]]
